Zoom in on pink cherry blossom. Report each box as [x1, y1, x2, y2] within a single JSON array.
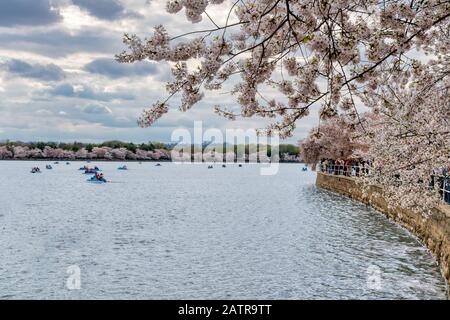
[[118, 0, 449, 211]]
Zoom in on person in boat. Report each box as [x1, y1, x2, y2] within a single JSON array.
[[96, 173, 106, 182]]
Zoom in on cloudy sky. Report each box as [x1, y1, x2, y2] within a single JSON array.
[[0, 0, 318, 144]]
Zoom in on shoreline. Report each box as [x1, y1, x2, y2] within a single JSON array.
[[0, 159, 302, 164], [316, 172, 450, 299]]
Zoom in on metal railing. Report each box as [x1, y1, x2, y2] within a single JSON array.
[[431, 174, 450, 205], [319, 163, 450, 205]]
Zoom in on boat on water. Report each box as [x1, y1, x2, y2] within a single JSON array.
[[31, 167, 41, 173], [80, 166, 100, 172], [54, 162, 59, 164], [302, 167, 308, 172], [88, 174, 107, 183], [239, 164, 243, 167], [155, 163, 161, 167], [83, 169, 97, 174], [222, 164, 226, 168], [66, 162, 70, 165], [208, 165, 213, 169], [118, 165, 128, 170], [45, 165, 53, 170]]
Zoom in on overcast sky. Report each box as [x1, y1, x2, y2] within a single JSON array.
[[0, 0, 318, 144]]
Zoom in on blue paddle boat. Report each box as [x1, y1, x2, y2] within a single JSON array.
[[88, 175, 107, 183]]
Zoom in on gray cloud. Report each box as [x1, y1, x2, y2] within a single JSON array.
[[0, 1, 306, 143], [1, 59, 65, 81], [72, 0, 140, 20], [75, 103, 136, 128], [0, 0, 62, 27], [84, 58, 160, 78], [83, 103, 112, 114], [47, 83, 135, 101], [0, 29, 122, 58]]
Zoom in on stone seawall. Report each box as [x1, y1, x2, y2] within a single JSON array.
[[316, 172, 450, 295]]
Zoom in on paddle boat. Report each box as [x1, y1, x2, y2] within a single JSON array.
[[88, 173, 107, 184], [118, 165, 128, 170], [239, 164, 243, 167], [302, 167, 308, 172], [66, 162, 70, 165], [79, 165, 89, 171], [208, 165, 213, 169], [155, 163, 161, 167], [83, 168, 97, 174], [54, 161, 59, 164], [31, 167, 41, 173], [222, 164, 226, 168], [45, 165, 53, 170]]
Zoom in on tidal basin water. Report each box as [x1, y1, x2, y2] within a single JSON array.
[[0, 161, 447, 299]]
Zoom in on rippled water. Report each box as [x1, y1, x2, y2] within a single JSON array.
[[0, 161, 447, 299]]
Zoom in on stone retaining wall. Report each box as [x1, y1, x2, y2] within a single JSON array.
[[316, 172, 450, 296]]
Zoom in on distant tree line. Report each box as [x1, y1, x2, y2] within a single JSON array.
[[0, 140, 300, 162], [0, 140, 168, 153]]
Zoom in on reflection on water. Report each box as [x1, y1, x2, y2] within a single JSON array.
[[0, 161, 447, 299]]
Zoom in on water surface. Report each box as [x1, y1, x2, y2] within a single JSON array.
[[0, 161, 447, 299]]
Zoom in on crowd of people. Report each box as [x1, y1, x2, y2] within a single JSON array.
[[319, 159, 372, 177], [319, 159, 450, 205]]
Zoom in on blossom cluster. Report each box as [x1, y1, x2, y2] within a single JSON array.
[[118, 0, 449, 211], [119, 0, 448, 136]]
